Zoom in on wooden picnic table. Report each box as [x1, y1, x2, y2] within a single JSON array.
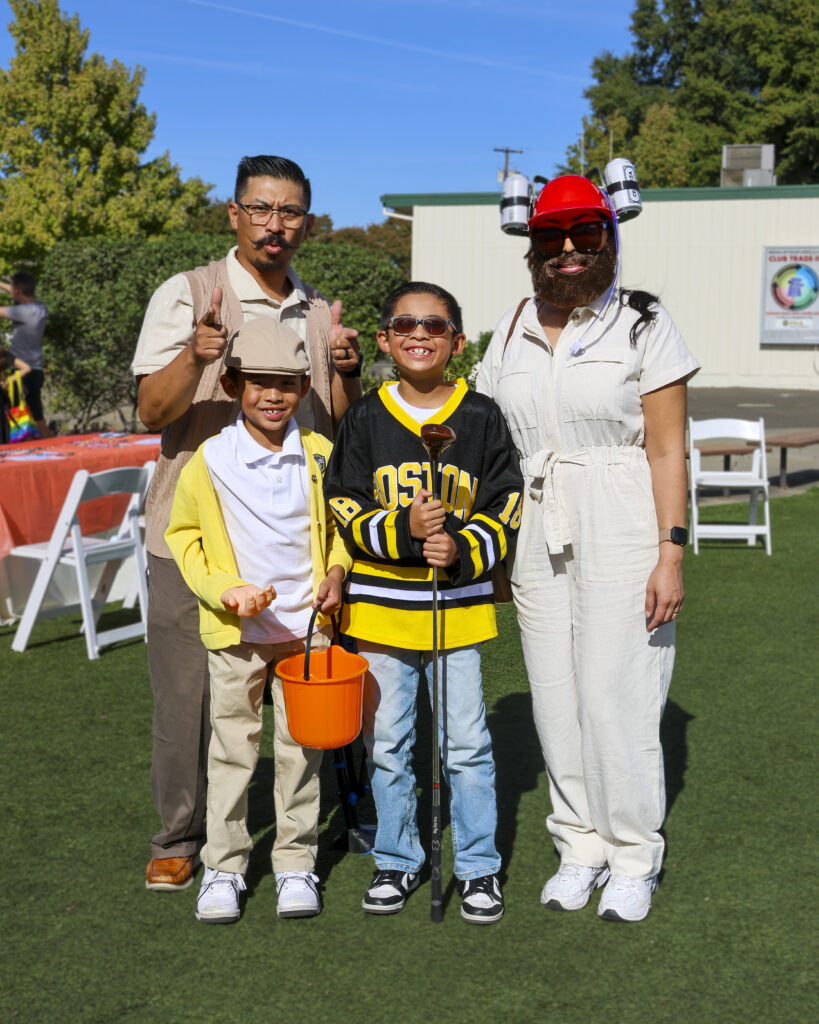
[[685, 441, 767, 471], [766, 429, 819, 488], [686, 431, 819, 488]]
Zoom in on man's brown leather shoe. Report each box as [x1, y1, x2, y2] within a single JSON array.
[[146, 855, 199, 891]]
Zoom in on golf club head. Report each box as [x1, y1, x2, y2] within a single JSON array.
[[420, 423, 456, 460]]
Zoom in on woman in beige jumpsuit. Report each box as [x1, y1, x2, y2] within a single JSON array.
[[477, 175, 699, 922]]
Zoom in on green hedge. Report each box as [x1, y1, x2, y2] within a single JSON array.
[[39, 233, 230, 430], [292, 239, 404, 385], [39, 235, 406, 431]]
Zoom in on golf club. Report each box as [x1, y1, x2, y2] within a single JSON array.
[[420, 422, 456, 923]]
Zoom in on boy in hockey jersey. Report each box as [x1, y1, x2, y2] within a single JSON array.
[[325, 282, 523, 924], [165, 319, 350, 924]]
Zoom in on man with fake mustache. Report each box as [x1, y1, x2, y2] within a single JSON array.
[[132, 155, 361, 896], [477, 175, 699, 923]]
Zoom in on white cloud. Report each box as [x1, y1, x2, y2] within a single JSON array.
[[181, 0, 590, 83]]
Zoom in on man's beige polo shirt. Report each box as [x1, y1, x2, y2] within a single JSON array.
[[132, 246, 317, 428]]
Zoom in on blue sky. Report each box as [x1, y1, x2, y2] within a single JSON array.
[[0, 0, 638, 227]]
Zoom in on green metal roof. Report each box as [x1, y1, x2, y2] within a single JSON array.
[[381, 184, 819, 211], [381, 192, 502, 209]]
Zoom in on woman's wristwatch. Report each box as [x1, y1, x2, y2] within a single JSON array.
[[659, 527, 688, 546]]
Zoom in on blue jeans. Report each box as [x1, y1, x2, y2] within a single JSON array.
[[357, 641, 500, 881]]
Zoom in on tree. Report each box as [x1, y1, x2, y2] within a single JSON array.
[[39, 233, 229, 430], [0, 0, 210, 271], [305, 215, 411, 277], [189, 197, 233, 236], [632, 102, 692, 187], [293, 241, 405, 385], [558, 111, 631, 178], [564, 0, 819, 187], [308, 214, 335, 241]]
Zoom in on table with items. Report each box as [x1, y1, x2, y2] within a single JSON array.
[[0, 432, 160, 622]]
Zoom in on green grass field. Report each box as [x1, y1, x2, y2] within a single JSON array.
[[2, 490, 816, 1024]]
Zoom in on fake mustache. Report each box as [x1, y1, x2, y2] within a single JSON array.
[[545, 252, 596, 270], [252, 234, 296, 251]]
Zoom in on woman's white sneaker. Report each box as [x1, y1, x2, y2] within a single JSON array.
[[195, 868, 246, 923], [541, 865, 610, 911], [275, 872, 321, 918], [598, 875, 658, 922]]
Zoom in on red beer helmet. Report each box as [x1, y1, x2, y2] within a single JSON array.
[[529, 174, 612, 230]]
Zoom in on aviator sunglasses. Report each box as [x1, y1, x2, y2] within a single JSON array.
[[532, 219, 609, 257], [386, 315, 456, 337]]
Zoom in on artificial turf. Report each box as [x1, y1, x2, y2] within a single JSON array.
[[1, 489, 816, 1023]]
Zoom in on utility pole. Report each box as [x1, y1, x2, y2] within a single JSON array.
[[494, 146, 523, 181]]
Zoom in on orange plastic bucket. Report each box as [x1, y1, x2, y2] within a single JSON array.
[[279, 633, 368, 750]]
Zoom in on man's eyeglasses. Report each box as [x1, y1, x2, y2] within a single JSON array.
[[532, 220, 609, 257], [236, 202, 308, 227], [386, 316, 456, 337]]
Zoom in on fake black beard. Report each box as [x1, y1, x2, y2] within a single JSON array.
[[527, 236, 617, 309]]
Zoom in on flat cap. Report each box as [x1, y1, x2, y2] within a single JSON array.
[[225, 318, 310, 375]]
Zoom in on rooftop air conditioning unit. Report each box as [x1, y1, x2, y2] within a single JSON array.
[[721, 144, 776, 187]]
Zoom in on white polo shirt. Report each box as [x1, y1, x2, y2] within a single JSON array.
[[202, 415, 313, 643]]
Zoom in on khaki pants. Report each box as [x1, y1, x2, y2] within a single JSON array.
[[202, 634, 329, 875]]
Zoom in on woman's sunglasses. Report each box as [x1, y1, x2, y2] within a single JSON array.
[[531, 220, 609, 257], [386, 316, 456, 337]]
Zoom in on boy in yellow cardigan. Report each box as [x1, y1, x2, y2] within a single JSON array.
[[165, 318, 350, 924]]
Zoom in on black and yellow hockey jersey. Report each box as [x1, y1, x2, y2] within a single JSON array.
[[325, 378, 523, 650]]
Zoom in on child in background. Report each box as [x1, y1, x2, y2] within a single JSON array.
[[0, 350, 32, 378], [325, 282, 523, 924], [165, 319, 350, 924]]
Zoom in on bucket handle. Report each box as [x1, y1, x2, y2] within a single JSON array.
[[302, 606, 340, 681]]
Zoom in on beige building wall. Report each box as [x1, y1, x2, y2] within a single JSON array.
[[401, 189, 819, 390]]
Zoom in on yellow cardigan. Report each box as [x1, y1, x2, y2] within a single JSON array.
[[165, 427, 351, 651]]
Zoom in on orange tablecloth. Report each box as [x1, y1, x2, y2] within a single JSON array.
[[0, 432, 161, 559]]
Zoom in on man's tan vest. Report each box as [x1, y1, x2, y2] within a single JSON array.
[[144, 257, 333, 558]]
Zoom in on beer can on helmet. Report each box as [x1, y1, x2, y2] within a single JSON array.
[[603, 159, 642, 222], [500, 172, 532, 236], [528, 174, 611, 230]]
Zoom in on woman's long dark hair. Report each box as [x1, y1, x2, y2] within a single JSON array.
[[619, 288, 659, 346]]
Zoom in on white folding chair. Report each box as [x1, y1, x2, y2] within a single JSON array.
[[10, 462, 156, 658], [121, 510, 147, 611], [688, 418, 771, 555]]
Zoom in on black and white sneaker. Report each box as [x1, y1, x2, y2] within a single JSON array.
[[362, 870, 420, 914], [460, 874, 504, 924]]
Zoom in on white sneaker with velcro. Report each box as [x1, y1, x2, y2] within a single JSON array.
[[275, 871, 322, 918], [195, 868, 246, 923]]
